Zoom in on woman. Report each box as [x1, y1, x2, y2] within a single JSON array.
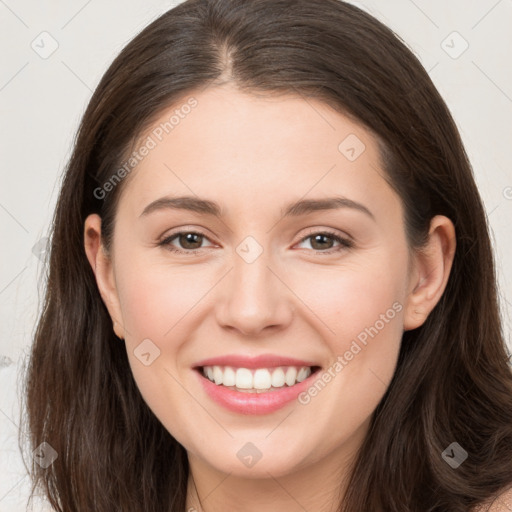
[[22, 0, 512, 510]]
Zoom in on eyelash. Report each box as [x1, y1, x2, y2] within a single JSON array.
[[158, 229, 354, 256]]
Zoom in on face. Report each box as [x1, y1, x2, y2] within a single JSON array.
[[84, 83, 455, 482]]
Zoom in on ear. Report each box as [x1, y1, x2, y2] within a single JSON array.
[[403, 215, 456, 331], [83, 213, 125, 340]]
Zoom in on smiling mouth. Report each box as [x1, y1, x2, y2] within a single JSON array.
[[195, 365, 322, 393]]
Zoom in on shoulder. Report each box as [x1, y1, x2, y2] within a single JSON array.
[[472, 486, 512, 511]]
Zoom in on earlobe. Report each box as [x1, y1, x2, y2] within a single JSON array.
[[403, 215, 456, 331], [83, 214, 125, 340]]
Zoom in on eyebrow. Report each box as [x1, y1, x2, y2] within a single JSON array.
[[139, 195, 375, 221]]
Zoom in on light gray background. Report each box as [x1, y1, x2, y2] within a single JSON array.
[[1, 0, 511, 510]]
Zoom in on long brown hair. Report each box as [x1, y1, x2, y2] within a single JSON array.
[[21, 0, 512, 510]]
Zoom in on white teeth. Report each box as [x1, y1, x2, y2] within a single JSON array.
[[253, 369, 272, 390], [235, 368, 253, 389], [213, 366, 223, 385], [271, 368, 286, 387], [297, 367, 310, 382], [223, 366, 236, 387], [285, 367, 297, 386], [201, 365, 313, 390]]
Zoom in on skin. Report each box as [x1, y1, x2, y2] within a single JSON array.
[[84, 83, 456, 512]]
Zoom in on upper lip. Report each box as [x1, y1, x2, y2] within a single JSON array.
[[193, 354, 320, 369]]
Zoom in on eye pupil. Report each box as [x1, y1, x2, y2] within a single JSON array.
[[180, 232, 202, 249], [311, 234, 334, 250]]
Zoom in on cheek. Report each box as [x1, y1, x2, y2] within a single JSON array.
[[291, 252, 406, 405], [289, 252, 406, 341], [113, 255, 198, 438], [294, 263, 405, 438], [115, 255, 212, 338]]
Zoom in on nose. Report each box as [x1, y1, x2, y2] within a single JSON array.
[[215, 248, 294, 337]]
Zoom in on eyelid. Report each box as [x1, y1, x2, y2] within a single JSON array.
[[295, 228, 354, 253], [299, 226, 354, 244], [158, 227, 217, 251], [158, 225, 216, 242]]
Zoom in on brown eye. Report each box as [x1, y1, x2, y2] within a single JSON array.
[[296, 230, 353, 254], [176, 232, 204, 250], [159, 230, 213, 254], [310, 233, 336, 250]]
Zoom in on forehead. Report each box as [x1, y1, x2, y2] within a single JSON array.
[[118, 84, 401, 224]]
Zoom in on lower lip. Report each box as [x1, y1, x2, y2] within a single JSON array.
[[194, 368, 320, 415]]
